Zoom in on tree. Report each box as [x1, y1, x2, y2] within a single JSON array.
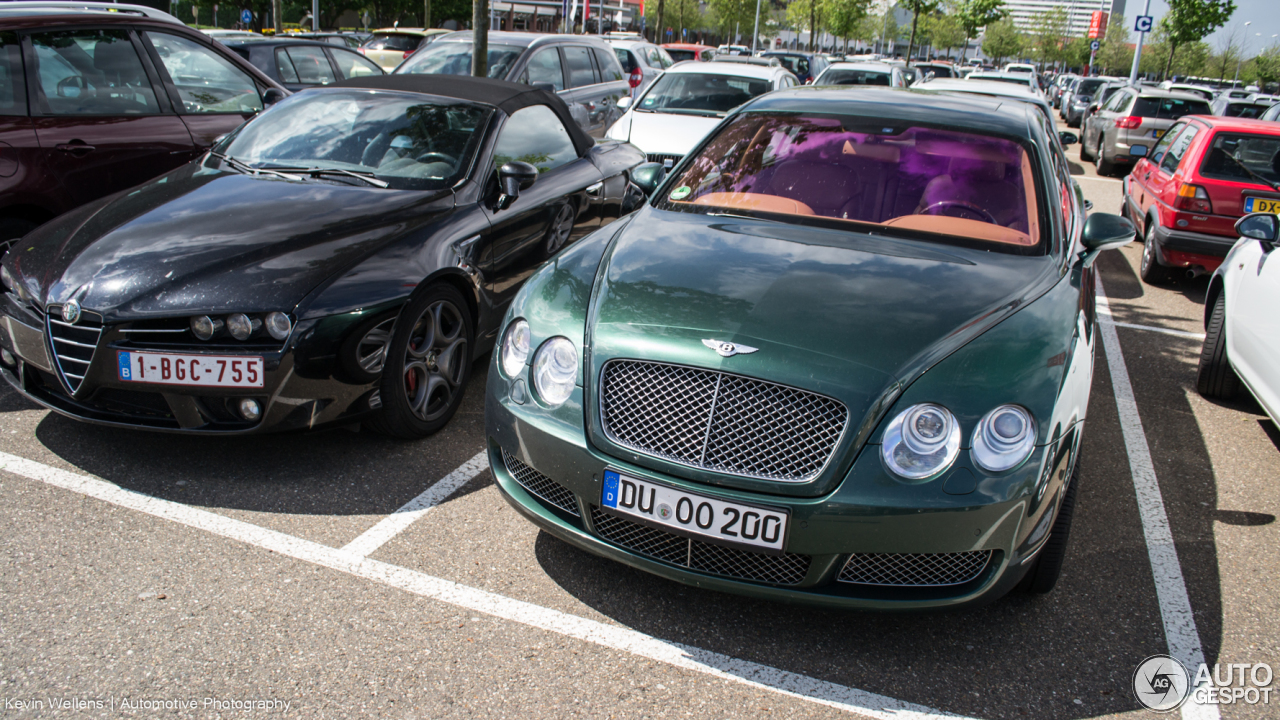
[[900, 0, 942, 61], [1212, 29, 1242, 81], [1158, 0, 1236, 80], [954, 0, 1005, 62], [822, 0, 873, 54], [706, 0, 756, 43], [1030, 7, 1069, 70], [1256, 46, 1280, 86], [924, 12, 966, 60], [981, 17, 1022, 64], [1096, 21, 1133, 75]]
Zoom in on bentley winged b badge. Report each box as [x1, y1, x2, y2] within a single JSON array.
[[702, 339, 758, 358]]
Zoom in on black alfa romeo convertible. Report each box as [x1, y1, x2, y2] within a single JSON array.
[[0, 76, 646, 437]]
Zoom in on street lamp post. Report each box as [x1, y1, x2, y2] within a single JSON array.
[[1233, 21, 1251, 86], [750, 0, 762, 54]]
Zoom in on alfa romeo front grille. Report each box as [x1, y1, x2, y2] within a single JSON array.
[[599, 360, 847, 482], [646, 153, 682, 170], [502, 450, 580, 517], [837, 550, 992, 587], [590, 507, 810, 585], [46, 305, 103, 395]]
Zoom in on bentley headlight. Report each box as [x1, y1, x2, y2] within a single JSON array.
[[882, 403, 961, 480], [500, 319, 530, 377], [971, 405, 1036, 472], [533, 336, 577, 406]]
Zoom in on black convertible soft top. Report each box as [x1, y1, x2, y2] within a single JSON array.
[[334, 74, 593, 155]]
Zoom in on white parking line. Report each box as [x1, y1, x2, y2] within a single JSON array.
[[0, 451, 967, 720], [341, 451, 489, 557], [1095, 276, 1219, 720]]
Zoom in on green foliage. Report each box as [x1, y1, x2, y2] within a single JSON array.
[[901, 0, 942, 60], [707, 0, 758, 39], [822, 0, 873, 44], [1255, 46, 1280, 86], [954, 0, 1005, 41], [981, 17, 1022, 63], [1030, 7, 1069, 67], [923, 13, 966, 55], [1096, 20, 1132, 75], [1157, 0, 1235, 78]]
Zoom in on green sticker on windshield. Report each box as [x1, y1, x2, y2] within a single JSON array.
[[669, 186, 691, 200]]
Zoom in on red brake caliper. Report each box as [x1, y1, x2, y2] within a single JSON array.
[[405, 367, 417, 395]]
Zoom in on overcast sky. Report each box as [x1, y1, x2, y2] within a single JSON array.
[[1122, 0, 1279, 56]]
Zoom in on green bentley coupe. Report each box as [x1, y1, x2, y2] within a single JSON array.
[[483, 87, 1136, 610]]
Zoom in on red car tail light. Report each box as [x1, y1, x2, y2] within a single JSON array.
[[1115, 116, 1142, 129], [629, 67, 642, 89], [1174, 183, 1213, 213], [403, 50, 415, 58]]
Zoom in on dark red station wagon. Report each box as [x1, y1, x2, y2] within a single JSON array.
[[0, 12, 286, 248], [1123, 114, 1280, 283]]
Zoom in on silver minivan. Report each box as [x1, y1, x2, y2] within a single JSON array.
[[1082, 87, 1211, 176]]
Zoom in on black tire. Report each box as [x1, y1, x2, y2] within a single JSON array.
[[1095, 140, 1116, 176], [366, 284, 473, 439], [539, 203, 575, 261], [0, 218, 37, 257], [1139, 223, 1173, 284], [1078, 133, 1094, 163], [1019, 454, 1080, 594], [1196, 291, 1240, 400]]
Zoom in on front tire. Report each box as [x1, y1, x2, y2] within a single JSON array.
[[1018, 455, 1080, 595], [1196, 292, 1240, 400], [367, 284, 473, 439], [1139, 223, 1173, 284]]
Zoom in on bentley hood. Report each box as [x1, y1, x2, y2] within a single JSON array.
[[8, 165, 451, 319]]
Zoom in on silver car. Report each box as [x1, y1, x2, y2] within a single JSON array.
[[1081, 87, 1211, 176], [606, 35, 673, 99]]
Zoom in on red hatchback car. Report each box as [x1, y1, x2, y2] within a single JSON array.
[[1124, 115, 1280, 283], [0, 12, 285, 249]]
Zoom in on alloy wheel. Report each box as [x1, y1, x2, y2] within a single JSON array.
[[400, 299, 468, 423]]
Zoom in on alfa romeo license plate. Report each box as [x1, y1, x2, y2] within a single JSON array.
[[601, 470, 789, 552], [1244, 197, 1280, 214], [117, 351, 264, 388]]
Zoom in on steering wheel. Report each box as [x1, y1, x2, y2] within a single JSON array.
[[922, 200, 997, 224], [415, 151, 458, 165]]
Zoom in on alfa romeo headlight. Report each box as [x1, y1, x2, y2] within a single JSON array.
[[881, 403, 961, 480], [532, 336, 577, 406], [500, 319, 530, 377], [971, 405, 1036, 472], [0, 264, 15, 292]]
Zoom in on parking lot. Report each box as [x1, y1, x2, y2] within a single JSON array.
[[2, 120, 1279, 720]]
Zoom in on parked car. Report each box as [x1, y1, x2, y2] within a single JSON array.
[[0, 75, 647, 436], [1082, 87, 1211, 176], [1262, 103, 1280, 122], [1049, 73, 1077, 108], [1158, 82, 1214, 102], [202, 30, 263, 40], [608, 35, 674, 99], [292, 31, 364, 50], [1197, 213, 1280, 425], [1003, 62, 1035, 73], [912, 61, 957, 79], [813, 61, 905, 87], [1123, 115, 1280, 282], [223, 38, 384, 92], [1077, 81, 1126, 140], [486, 86, 1135, 610], [919, 78, 1061, 145], [0, 1, 182, 23], [1210, 96, 1275, 119], [1063, 77, 1114, 127], [605, 59, 798, 169], [359, 28, 448, 71], [966, 71, 1041, 93], [395, 32, 629, 139], [662, 43, 715, 63], [761, 51, 829, 84], [0, 12, 286, 249]]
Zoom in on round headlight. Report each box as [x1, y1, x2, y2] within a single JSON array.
[[532, 336, 578, 406], [500, 319, 530, 377], [881, 403, 961, 480], [226, 313, 253, 341], [971, 405, 1036, 472], [190, 315, 219, 341], [265, 311, 292, 341]]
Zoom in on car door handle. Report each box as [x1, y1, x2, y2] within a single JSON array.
[[55, 142, 95, 156]]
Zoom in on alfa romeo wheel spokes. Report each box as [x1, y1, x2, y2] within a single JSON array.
[[403, 300, 467, 422]]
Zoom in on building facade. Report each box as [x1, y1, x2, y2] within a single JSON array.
[[1002, 0, 1127, 37]]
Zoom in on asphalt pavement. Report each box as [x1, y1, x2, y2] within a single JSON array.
[[1, 117, 1278, 720]]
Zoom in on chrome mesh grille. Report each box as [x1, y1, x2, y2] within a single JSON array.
[[599, 360, 847, 482], [46, 305, 103, 395], [646, 153, 682, 170], [502, 450, 580, 517], [838, 551, 992, 587], [590, 507, 810, 585]]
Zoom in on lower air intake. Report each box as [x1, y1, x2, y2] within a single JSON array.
[[502, 450, 580, 517], [837, 550, 992, 587]]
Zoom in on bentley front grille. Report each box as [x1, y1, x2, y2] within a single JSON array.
[[599, 360, 847, 482], [646, 153, 682, 170], [46, 305, 103, 394], [590, 507, 811, 585], [837, 550, 992, 587], [502, 450, 580, 517]]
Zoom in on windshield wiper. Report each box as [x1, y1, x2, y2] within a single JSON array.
[[261, 165, 391, 188], [208, 151, 303, 181], [1227, 151, 1280, 192]]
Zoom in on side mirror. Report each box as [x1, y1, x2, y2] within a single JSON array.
[[1129, 145, 1148, 157], [56, 75, 87, 98], [497, 161, 538, 210], [630, 162, 666, 197], [263, 87, 287, 106], [1079, 213, 1136, 267], [1059, 131, 1078, 146], [1236, 212, 1278, 245], [617, 95, 633, 110]]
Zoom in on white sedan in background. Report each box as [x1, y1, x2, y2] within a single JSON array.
[[604, 58, 797, 170], [1199, 212, 1280, 426], [811, 61, 905, 88]]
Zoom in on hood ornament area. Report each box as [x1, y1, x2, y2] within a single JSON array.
[[702, 339, 758, 358], [61, 299, 81, 325]]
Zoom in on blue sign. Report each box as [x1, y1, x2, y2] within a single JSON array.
[[240, 8, 252, 24], [1135, 15, 1153, 33], [1090, 40, 1100, 51], [602, 470, 620, 508]]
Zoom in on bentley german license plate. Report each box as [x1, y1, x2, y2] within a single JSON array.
[[1244, 197, 1280, 214], [117, 351, 264, 388], [601, 470, 789, 552]]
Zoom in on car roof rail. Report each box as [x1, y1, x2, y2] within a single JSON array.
[[714, 56, 779, 67], [0, 1, 184, 23]]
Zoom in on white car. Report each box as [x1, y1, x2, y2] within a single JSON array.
[[969, 71, 1042, 94], [1003, 62, 1036, 74], [1198, 212, 1280, 425], [812, 61, 905, 88], [605, 59, 798, 169], [917, 78, 1056, 132]]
